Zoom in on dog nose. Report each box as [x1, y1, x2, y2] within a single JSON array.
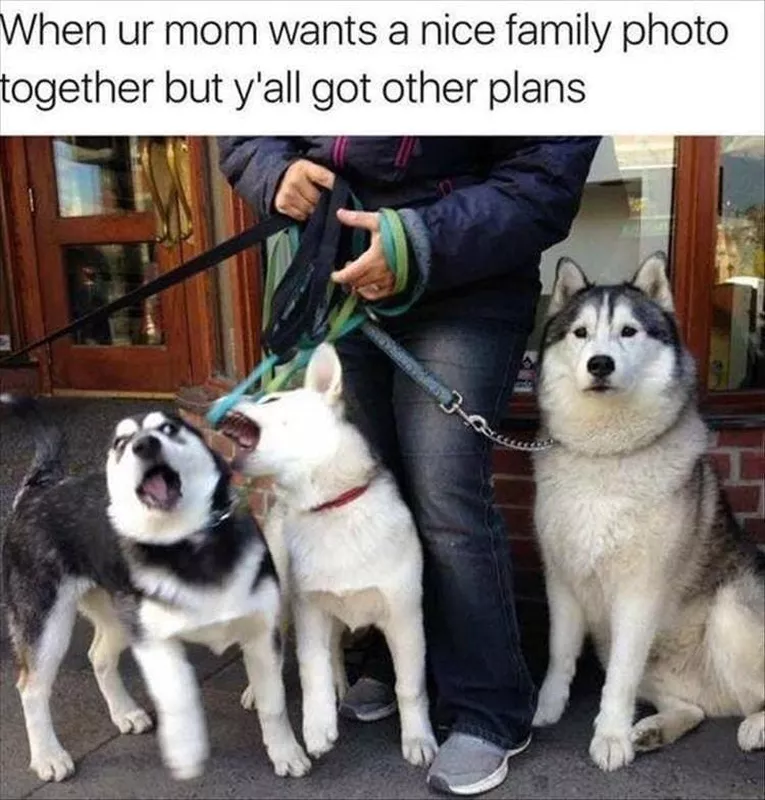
[[132, 435, 161, 460], [587, 355, 616, 378]]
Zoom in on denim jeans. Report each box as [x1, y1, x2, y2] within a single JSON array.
[[335, 312, 537, 749]]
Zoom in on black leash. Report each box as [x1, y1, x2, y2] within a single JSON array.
[[0, 212, 293, 367]]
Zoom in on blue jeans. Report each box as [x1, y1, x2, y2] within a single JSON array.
[[336, 313, 537, 749]]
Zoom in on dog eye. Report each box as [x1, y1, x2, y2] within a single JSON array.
[[113, 435, 131, 451], [160, 422, 178, 436], [259, 396, 280, 405], [621, 326, 638, 338], [573, 327, 588, 339]]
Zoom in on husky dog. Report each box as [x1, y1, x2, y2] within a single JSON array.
[[219, 344, 438, 768], [0, 397, 310, 782], [530, 253, 765, 771]]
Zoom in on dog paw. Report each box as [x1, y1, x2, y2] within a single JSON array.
[[738, 713, 765, 752], [240, 684, 257, 711], [113, 707, 154, 734], [402, 734, 438, 767], [30, 747, 75, 782], [303, 718, 338, 758], [589, 731, 634, 771], [532, 684, 568, 727], [163, 737, 209, 781], [631, 715, 666, 752], [170, 760, 205, 781], [268, 740, 312, 777]]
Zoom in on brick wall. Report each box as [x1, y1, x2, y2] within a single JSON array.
[[182, 407, 764, 603]]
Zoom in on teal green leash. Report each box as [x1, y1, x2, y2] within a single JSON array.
[[206, 203, 416, 426]]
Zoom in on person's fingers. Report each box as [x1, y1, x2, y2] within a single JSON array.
[[275, 191, 312, 220], [295, 180, 321, 208], [331, 251, 379, 285], [353, 266, 394, 290], [358, 276, 396, 300], [305, 162, 336, 191], [336, 209, 380, 231]]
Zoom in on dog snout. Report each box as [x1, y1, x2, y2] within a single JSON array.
[[132, 435, 161, 460], [587, 355, 616, 378]]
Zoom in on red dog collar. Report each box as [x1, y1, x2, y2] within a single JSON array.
[[310, 484, 370, 513]]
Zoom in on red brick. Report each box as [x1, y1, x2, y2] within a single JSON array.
[[716, 429, 764, 448], [725, 485, 762, 515], [208, 431, 235, 460], [744, 518, 765, 543], [248, 493, 266, 522], [740, 452, 765, 482], [491, 449, 534, 477], [509, 537, 542, 570], [708, 452, 732, 479], [180, 410, 205, 430], [501, 507, 535, 538], [493, 477, 535, 507]]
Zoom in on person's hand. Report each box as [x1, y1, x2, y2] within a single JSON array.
[[332, 209, 396, 301], [274, 159, 335, 221]]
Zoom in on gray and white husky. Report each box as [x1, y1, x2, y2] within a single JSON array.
[[531, 253, 765, 771], [1, 397, 309, 782]]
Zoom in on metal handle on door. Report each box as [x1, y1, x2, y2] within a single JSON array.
[[166, 137, 194, 242], [139, 137, 173, 244]]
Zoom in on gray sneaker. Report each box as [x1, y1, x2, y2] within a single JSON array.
[[338, 677, 397, 722], [427, 732, 531, 796]]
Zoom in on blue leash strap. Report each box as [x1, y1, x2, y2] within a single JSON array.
[[358, 317, 456, 409]]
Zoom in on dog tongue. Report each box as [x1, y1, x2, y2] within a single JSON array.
[[142, 472, 169, 504]]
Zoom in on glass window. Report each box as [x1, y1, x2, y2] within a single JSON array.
[[514, 136, 677, 393], [53, 136, 152, 217], [707, 136, 764, 392], [62, 243, 163, 346]]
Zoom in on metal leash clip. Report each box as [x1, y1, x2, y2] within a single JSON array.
[[439, 391, 556, 453]]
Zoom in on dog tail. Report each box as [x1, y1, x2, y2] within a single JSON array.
[[1, 393, 66, 505]]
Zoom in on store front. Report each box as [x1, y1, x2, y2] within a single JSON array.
[[1, 135, 762, 589]]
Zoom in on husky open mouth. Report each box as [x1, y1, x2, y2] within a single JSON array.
[[137, 464, 182, 511], [220, 412, 261, 455]]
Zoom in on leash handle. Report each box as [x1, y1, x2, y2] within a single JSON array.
[[0, 213, 293, 367]]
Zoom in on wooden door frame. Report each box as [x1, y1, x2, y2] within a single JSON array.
[[0, 137, 51, 392]]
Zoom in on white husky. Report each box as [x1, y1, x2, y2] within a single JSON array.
[[220, 344, 438, 768], [532, 253, 765, 771]]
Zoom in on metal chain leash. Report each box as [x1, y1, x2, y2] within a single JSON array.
[[440, 392, 557, 453]]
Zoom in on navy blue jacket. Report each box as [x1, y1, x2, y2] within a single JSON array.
[[218, 136, 600, 327]]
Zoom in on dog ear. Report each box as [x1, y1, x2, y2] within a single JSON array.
[[304, 343, 343, 404], [548, 257, 590, 317], [631, 252, 674, 313]]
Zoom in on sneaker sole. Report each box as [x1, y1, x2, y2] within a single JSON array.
[[427, 734, 532, 797], [338, 700, 398, 723]]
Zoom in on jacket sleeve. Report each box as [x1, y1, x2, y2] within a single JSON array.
[[403, 137, 601, 293], [217, 137, 304, 217]]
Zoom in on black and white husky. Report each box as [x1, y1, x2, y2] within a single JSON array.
[[0, 397, 310, 782], [531, 254, 765, 770]]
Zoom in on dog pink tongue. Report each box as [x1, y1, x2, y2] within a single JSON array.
[[143, 472, 169, 504]]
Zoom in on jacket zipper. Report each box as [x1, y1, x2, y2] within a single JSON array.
[[395, 136, 417, 170]]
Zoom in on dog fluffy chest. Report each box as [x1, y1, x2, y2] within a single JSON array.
[[135, 547, 278, 648], [308, 588, 388, 631], [534, 449, 686, 572], [284, 506, 419, 595]]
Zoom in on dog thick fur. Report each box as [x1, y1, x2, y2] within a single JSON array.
[[220, 344, 438, 767], [1, 397, 309, 782], [531, 253, 765, 770]]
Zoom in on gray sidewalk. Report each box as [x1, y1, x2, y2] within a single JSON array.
[[1, 399, 763, 800]]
